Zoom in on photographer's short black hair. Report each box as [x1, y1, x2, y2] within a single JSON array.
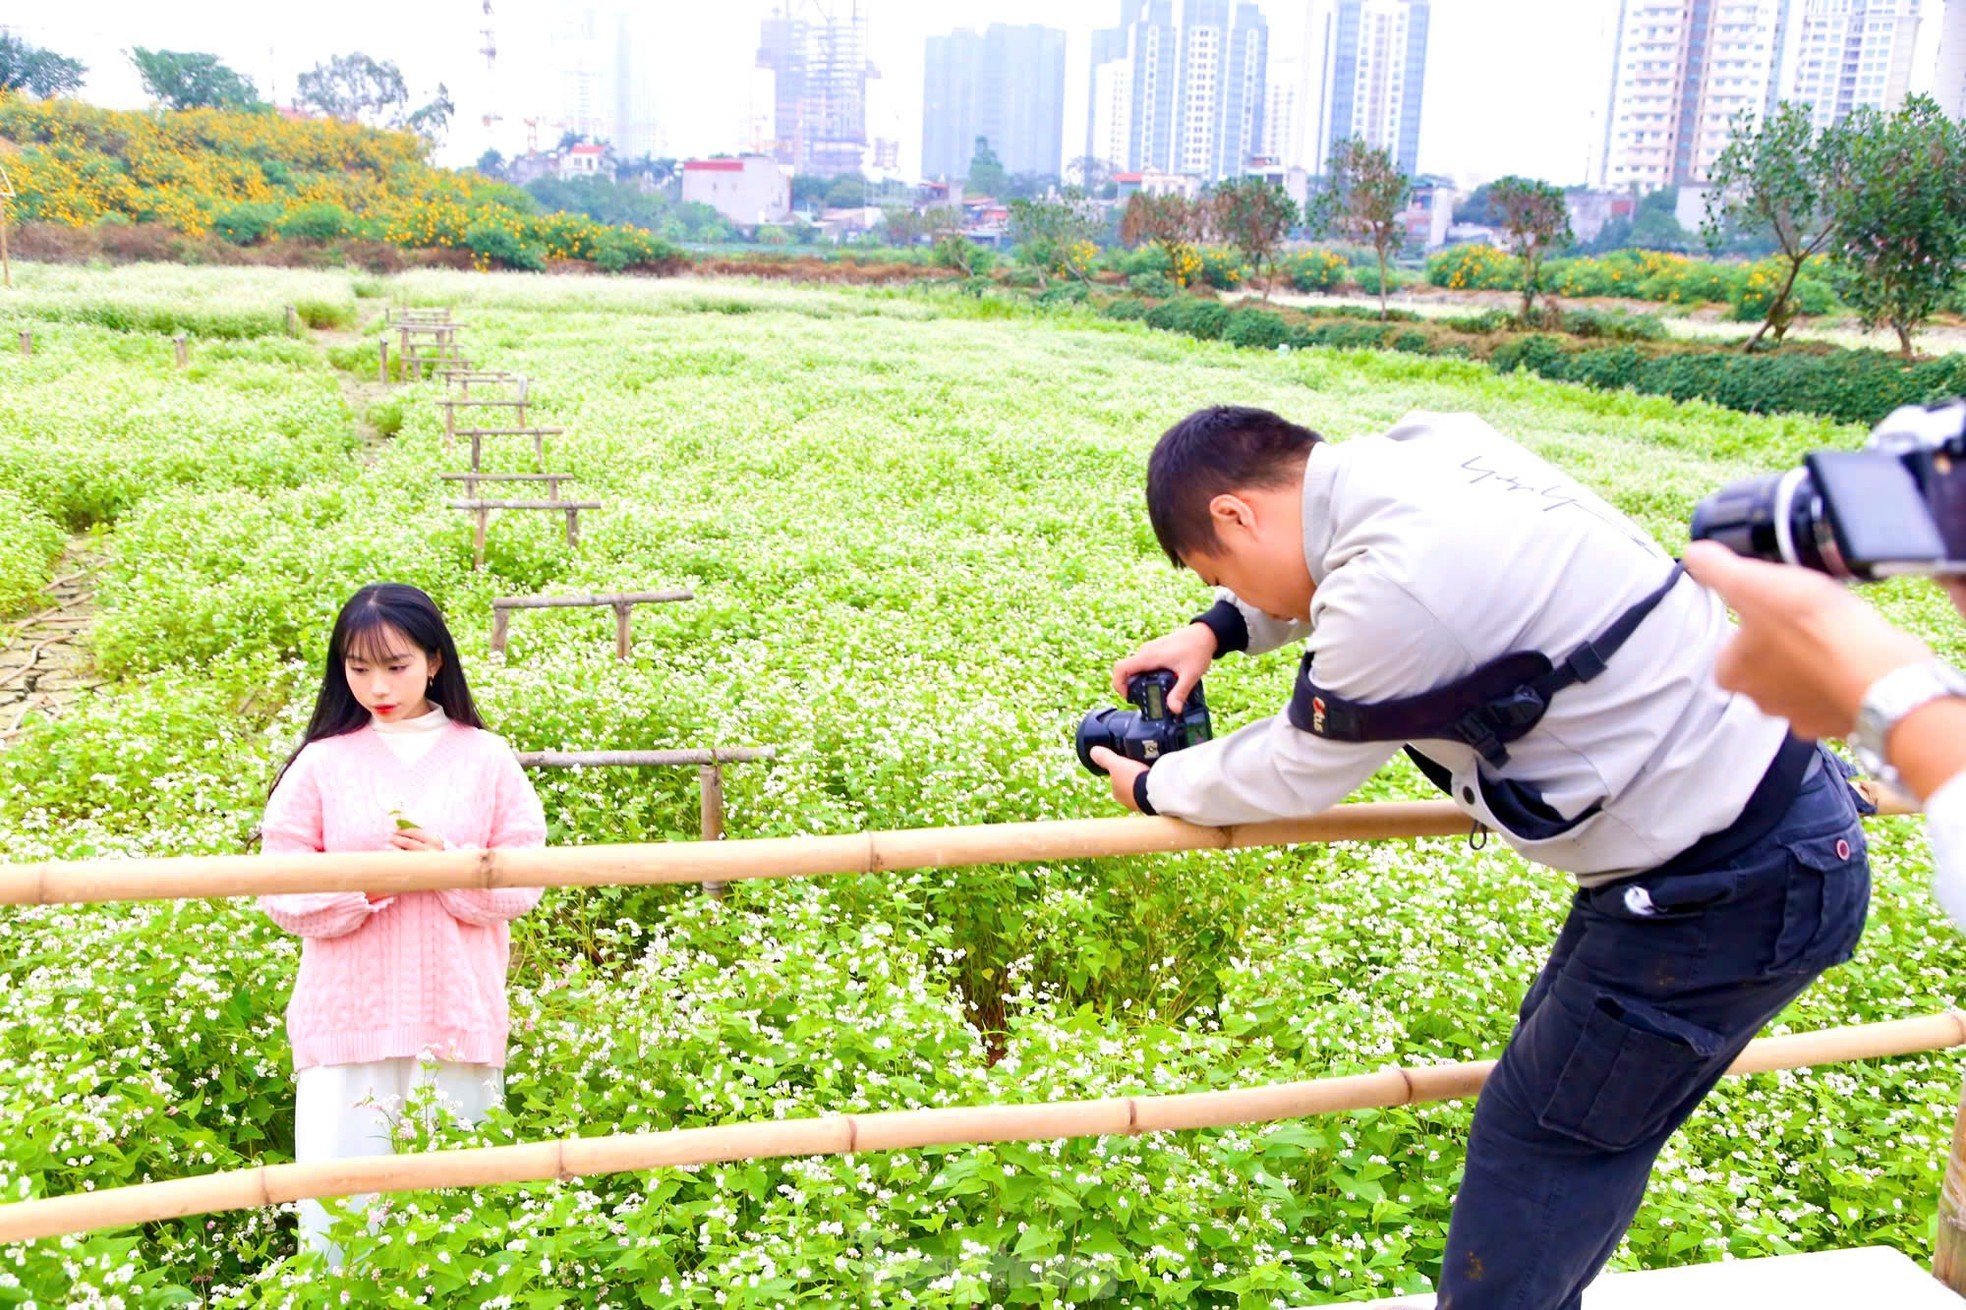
[[1146, 405, 1323, 566]]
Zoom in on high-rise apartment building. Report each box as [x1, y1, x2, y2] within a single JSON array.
[[757, 2, 876, 178], [1599, 0, 1788, 188], [922, 25, 1068, 181], [1780, 0, 1923, 130], [1085, 0, 1268, 180]]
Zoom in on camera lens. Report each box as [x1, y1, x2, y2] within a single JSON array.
[[1076, 707, 1127, 775], [1690, 467, 1841, 575]]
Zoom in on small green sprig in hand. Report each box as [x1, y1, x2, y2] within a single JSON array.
[[388, 807, 419, 832]]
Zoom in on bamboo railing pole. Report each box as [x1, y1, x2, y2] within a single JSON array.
[[173, 334, 187, 369], [0, 799, 1918, 909], [378, 338, 389, 383], [17, 330, 28, 357], [0, 1011, 1957, 1246], [700, 763, 728, 902], [1936, 1071, 1966, 1291]]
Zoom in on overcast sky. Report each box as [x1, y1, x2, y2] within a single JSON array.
[[11, 1, 1623, 186]]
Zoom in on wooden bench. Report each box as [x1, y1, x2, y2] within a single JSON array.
[[449, 499, 601, 567], [490, 589, 692, 658]]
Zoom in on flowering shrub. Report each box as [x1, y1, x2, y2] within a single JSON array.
[[1282, 248, 1347, 294], [1426, 243, 1520, 291], [1195, 246, 1247, 290], [0, 94, 683, 272], [0, 489, 65, 614]]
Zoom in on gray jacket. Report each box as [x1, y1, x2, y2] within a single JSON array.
[[1143, 410, 1790, 886]]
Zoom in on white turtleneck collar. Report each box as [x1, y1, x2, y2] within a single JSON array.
[[372, 703, 448, 764]]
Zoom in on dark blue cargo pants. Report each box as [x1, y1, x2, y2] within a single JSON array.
[[1435, 746, 1872, 1309]]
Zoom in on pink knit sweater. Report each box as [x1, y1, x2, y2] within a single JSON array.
[[259, 722, 547, 1071]]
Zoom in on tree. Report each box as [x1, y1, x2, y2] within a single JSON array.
[[1316, 137, 1410, 319], [403, 83, 454, 145], [129, 48, 261, 111], [1702, 103, 1848, 349], [1120, 191, 1205, 286], [881, 207, 949, 245], [824, 174, 867, 209], [1491, 175, 1574, 323], [1825, 95, 1966, 357], [1008, 187, 1100, 289], [1210, 177, 1299, 301], [1069, 155, 1117, 199], [295, 53, 408, 126], [1628, 189, 1690, 251], [0, 34, 86, 100], [967, 136, 1007, 198], [476, 148, 506, 178]]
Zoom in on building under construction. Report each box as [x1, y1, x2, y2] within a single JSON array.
[[756, 1, 876, 178]]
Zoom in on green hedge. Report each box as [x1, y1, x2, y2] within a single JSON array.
[[1490, 336, 1966, 425], [1100, 293, 1965, 426]]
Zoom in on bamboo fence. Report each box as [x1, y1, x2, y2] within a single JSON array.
[[0, 1010, 1956, 1245]]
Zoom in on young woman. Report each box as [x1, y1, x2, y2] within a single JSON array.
[[259, 582, 546, 1262]]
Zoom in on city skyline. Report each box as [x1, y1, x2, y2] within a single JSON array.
[[7, 0, 1962, 189]]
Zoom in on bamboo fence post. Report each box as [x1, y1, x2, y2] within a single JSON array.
[[443, 401, 455, 450], [469, 433, 484, 472], [285, 304, 299, 337], [490, 605, 511, 657], [397, 326, 411, 380], [565, 504, 581, 547], [378, 337, 389, 383], [700, 764, 728, 901], [612, 601, 633, 659], [17, 330, 27, 357], [0, 1011, 1957, 1245], [472, 507, 489, 570], [1937, 1072, 1966, 1292], [173, 334, 188, 370]]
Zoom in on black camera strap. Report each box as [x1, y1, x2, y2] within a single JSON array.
[[1286, 564, 1687, 778]]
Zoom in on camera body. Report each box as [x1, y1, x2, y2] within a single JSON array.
[[1691, 398, 1966, 581], [1077, 670, 1213, 776]]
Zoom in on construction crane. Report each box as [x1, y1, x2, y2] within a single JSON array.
[[479, 0, 501, 133]]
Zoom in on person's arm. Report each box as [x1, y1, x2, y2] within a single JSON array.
[[1683, 543, 1966, 794], [434, 745, 547, 928], [1097, 574, 1453, 826], [1684, 544, 1966, 931], [1928, 773, 1966, 929], [258, 749, 386, 939], [1192, 590, 1313, 659]]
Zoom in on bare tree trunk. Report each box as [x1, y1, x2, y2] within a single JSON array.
[[1896, 320, 1915, 359], [1748, 256, 1806, 353], [1376, 245, 1389, 320]]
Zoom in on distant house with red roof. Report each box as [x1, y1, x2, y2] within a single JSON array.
[[680, 156, 791, 228], [559, 143, 614, 181]]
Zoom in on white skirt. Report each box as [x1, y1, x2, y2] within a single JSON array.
[[293, 1057, 503, 1264]]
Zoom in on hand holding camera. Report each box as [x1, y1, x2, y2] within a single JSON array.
[[1692, 399, 1965, 581]]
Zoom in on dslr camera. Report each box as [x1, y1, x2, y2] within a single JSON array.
[[1691, 398, 1965, 580], [1077, 669, 1213, 776]]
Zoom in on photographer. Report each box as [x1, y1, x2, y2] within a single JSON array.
[[1091, 406, 1871, 1310], [1685, 542, 1966, 930]]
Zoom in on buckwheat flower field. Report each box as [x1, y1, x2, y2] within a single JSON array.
[[0, 263, 1960, 1307]]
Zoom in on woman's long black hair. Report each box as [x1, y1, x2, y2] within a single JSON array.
[[270, 583, 485, 795]]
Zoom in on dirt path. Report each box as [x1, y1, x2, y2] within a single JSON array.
[[314, 314, 397, 459], [0, 538, 106, 741]]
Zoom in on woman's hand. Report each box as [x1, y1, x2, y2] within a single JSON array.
[[388, 826, 447, 853]]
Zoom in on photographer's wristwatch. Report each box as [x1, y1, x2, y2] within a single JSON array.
[[1850, 660, 1966, 797]]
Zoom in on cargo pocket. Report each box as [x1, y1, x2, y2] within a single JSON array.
[[1766, 826, 1870, 978], [1527, 973, 1725, 1154]]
